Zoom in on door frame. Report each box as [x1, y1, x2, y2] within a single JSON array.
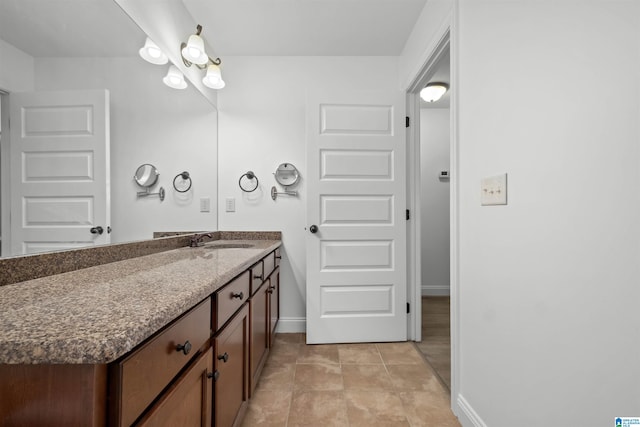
[[404, 9, 460, 418], [0, 91, 10, 257]]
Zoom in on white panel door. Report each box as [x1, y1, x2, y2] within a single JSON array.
[[306, 90, 406, 344], [9, 90, 110, 255]]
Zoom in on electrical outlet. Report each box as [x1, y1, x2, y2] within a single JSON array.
[[481, 174, 507, 206], [200, 197, 211, 212], [225, 197, 235, 212]]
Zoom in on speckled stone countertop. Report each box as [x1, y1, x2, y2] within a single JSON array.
[[0, 239, 281, 364]]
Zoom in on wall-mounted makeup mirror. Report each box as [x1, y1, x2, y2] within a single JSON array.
[[134, 164, 165, 201], [134, 164, 160, 187], [274, 163, 299, 187]]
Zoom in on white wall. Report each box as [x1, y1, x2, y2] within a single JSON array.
[[455, 1, 640, 424], [217, 56, 399, 332], [0, 39, 34, 92], [420, 108, 450, 295], [35, 57, 218, 242]]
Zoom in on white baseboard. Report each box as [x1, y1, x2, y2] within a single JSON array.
[[422, 285, 451, 296], [456, 394, 487, 427], [275, 317, 306, 333]]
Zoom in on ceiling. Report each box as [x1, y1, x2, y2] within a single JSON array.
[[0, 0, 144, 57], [183, 0, 429, 56], [0, 0, 429, 58]]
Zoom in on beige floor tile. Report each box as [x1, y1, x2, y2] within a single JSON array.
[[287, 390, 349, 427], [344, 390, 410, 426], [274, 333, 305, 345], [386, 364, 442, 391], [398, 391, 460, 426], [297, 344, 340, 364], [338, 343, 383, 364], [377, 342, 425, 365], [267, 343, 301, 365], [241, 389, 291, 427], [255, 362, 295, 391], [342, 364, 392, 391], [294, 363, 343, 391]]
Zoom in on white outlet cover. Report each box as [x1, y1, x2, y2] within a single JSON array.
[[481, 174, 507, 206]]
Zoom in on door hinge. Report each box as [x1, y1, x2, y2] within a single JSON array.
[[407, 302, 410, 314], [405, 116, 410, 128], [406, 209, 410, 220]]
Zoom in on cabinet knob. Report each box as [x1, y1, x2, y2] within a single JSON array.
[[309, 225, 318, 234], [217, 352, 229, 363], [176, 340, 192, 355], [207, 371, 220, 381], [231, 291, 244, 300], [90, 226, 104, 235]]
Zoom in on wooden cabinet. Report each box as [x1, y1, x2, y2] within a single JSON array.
[[0, 246, 280, 427], [248, 256, 281, 395], [268, 268, 280, 348], [110, 298, 211, 426], [137, 348, 213, 427], [249, 278, 269, 395], [213, 304, 249, 427]]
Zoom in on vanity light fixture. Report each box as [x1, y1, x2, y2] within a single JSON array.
[[420, 82, 449, 103], [139, 37, 168, 65], [180, 24, 226, 90], [163, 65, 187, 89], [181, 25, 209, 66]]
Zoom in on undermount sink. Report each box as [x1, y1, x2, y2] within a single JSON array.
[[203, 242, 256, 249]]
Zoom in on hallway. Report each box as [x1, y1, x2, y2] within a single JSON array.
[[416, 297, 451, 390]]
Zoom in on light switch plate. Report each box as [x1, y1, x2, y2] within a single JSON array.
[[481, 174, 507, 206], [225, 197, 235, 212], [200, 197, 211, 212]]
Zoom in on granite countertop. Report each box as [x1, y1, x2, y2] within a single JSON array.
[[0, 239, 281, 365]]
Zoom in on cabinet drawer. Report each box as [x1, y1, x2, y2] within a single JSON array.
[[114, 298, 211, 427], [249, 261, 264, 295], [263, 251, 276, 281], [274, 247, 281, 268], [215, 271, 250, 331], [137, 348, 213, 427]]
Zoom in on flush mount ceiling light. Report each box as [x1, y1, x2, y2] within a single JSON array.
[[163, 65, 187, 89], [420, 82, 449, 103], [139, 37, 168, 65]]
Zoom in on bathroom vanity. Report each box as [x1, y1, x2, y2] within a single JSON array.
[[0, 233, 281, 427]]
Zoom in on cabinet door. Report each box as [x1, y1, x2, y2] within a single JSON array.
[[249, 279, 269, 396], [137, 348, 213, 427], [268, 269, 280, 348], [214, 304, 249, 427]]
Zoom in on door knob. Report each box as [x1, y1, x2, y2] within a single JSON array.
[[90, 226, 104, 235], [309, 225, 318, 234]]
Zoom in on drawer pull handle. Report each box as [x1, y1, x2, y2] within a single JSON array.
[[207, 371, 220, 381], [217, 352, 229, 363], [253, 274, 263, 280], [275, 256, 282, 260], [267, 289, 274, 294], [231, 292, 244, 300], [176, 340, 192, 355]]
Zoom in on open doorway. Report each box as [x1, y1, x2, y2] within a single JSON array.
[[407, 41, 452, 390]]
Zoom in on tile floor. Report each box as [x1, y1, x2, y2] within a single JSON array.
[[241, 333, 460, 427], [416, 297, 451, 389]]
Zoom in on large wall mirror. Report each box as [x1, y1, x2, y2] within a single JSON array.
[[0, 0, 218, 258]]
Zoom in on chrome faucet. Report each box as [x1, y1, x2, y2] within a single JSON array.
[[190, 233, 213, 247]]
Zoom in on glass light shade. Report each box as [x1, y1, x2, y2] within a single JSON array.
[[139, 37, 168, 65], [181, 34, 208, 65], [162, 65, 187, 89], [420, 83, 449, 103], [202, 64, 226, 89]]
